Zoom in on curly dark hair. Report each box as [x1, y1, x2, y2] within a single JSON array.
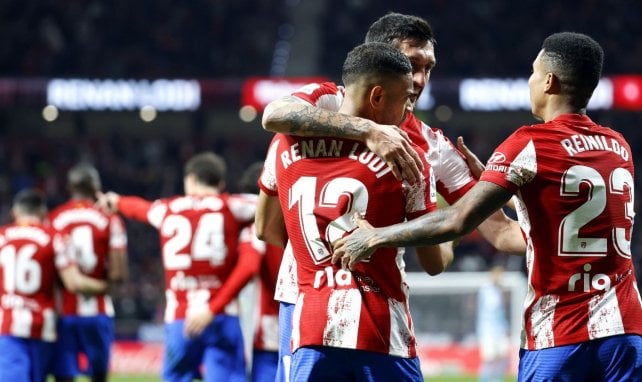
[[541, 32, 604, 109]]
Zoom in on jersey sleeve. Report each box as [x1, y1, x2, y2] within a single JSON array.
[[227, 193, 258, 224], [291, 82, 343, 111], [118, 196, 162, 227], [479, 127, 536, 193], [208, 225, 262, 314], [52, 233, 75, 270], [109, 214, 128, 250], [426, 126, 477, 204]]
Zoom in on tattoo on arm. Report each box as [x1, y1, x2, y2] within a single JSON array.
[[378, 182, 513, 248], [274, 96, 371, 139]]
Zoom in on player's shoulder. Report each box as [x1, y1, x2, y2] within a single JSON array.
[[292, 81, 344, 108]]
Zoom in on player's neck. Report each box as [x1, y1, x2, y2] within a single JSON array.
[[14, 215, 42, 225], [540, 101, 584, 122], [187, 185, 220, 196]]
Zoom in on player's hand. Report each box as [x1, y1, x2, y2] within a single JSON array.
[[457, 136, 485, 180], [365, 123, 423, 184], [95, 191, 120, 214], [184, 310, 214, 338], [331, 213, 378, 270]]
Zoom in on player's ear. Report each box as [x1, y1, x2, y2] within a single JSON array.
[[369, 85, 384, 109], [544, 72, 560, 94]]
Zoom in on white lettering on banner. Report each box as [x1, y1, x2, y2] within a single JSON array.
[[459, 78, 612, 111], [560, 134, 629, 161], [47, 79, 201, 111]]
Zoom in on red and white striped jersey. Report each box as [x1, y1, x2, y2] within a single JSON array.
[[272, 82, 477, 305], [49, 199, 127, 317], [480, 113, 642, 350], [117, 194, 248, 322], [0, 222, 73, 341], [259, 133, 436, 357], [238, 224, 282, 352]]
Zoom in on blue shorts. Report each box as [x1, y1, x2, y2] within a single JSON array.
[[251, 349, 278, 382], [519, 334, 642, 381], [163, 315, 246, 382], [291, 346, 423, 382], [276, 301, 294, 382], [0, 335, 55, 382], [51, 315, 114, 377]]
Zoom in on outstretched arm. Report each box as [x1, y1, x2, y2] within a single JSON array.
[[263, 95, 422, 183], [332, 181, 513, 270], [457, 136, 524, 253]]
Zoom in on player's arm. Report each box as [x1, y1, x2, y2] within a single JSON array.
[[107, 215, 129, 283], [416, 243, 455, 276], [476, 211, 526, 255], [184, 228, 263, 338], [108, 248, 128, 283], [255, 190, 287, 248], [456, 136, 524, 253], [263, 95, 422, 183], [457, 136, 516, 210], [332, 181, 513, 270], [96, 191, 153, 222], [59, 265, 109, 294]]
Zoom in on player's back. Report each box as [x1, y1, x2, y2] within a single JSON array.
[[49, 199, 125, 316], [148, 194, 244, 322], [0, 222, 62, 341], [483, 114, 642, 349], [268, 133, 434, 357]]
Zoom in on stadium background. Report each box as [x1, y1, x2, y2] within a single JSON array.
[[1, 0, 641, 380]]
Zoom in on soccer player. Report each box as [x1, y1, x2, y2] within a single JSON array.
[[186, 161, 283, 382], [333, 32, 642, 380], [0, 189, 109, 382], [259, 12, 524, 380], [97, 152, 252, 382], [235, 162, 283, 382], [258, 41, 450, 381], [49, 163, 128, 382]]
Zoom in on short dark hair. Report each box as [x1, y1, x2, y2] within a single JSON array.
[[67, 162, 101, 197], [238, 162, 264, 194], [342, 42, 412, 86], [13, 188, 47, 216], [365, 12, 436, 46], [184, 151, 226, 187], [541, 32, 604, 109]]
